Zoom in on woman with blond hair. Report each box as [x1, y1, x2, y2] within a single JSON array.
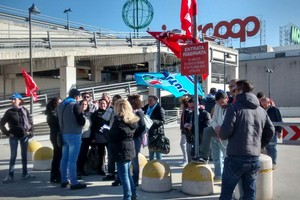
[[107, 99, 139, 200]]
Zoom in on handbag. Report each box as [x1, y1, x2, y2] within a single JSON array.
[[148, 134, 170, 154], [144, 114, 153, 130]]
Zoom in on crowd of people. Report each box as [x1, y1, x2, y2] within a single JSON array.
[[0, 78, 283, 199]]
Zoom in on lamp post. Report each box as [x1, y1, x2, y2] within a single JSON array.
[[28, 4, 40, 115], [266, 68, 273, 98], [64, 8, 72, 30], [223, 53, 231, 92]]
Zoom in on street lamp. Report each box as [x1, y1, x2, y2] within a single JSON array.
[[63, 8, 72, 30], [223, 53, 231, 92], [266, 68, 273, 98], [28, 4, 40, 115]]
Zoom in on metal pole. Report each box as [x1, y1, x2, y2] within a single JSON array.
[[192, 8, 199, 158], [224, 53, 226, 92], [268, 72, 271, 98], [156, 40, 161, 103], [67, 12, 70, 30], [29, 11, 33, 115]]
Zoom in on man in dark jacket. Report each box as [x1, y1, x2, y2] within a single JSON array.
[[219, 80, 275, 200]]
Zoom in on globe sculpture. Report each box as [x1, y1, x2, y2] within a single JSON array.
[[122, 0, 154, 36]]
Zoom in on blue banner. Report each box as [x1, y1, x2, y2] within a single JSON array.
[[134, 72, 205, 98]]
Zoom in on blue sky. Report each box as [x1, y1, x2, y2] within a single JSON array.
[[1, 0, 299, 47]]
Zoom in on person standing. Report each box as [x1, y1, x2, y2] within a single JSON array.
[[81, 92, 97, 113], [1, 93, 35, 183], [90, 98, 110, 176], [77, 99, 93, 178], [219, 80, 275, 200], [128, 94, 146, 187], [260, 97, 283, 169], [179, 97, 190, 166], [45, 97, 62, 183], [194, 91, 229, 182], [108, 99, 139, 200], [142, 95, 165, 161], [57, 88, 86, 190]]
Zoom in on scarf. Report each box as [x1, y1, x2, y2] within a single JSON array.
[[146, 102, 158, 117]]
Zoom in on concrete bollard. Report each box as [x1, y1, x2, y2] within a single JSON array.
[[182, 162, 214, 195], [33, 147, 53, 171], [142, 160, 172, 192], [27, 140, 43, 161], [130, 153, 148, 179], [234, 154, 273, 200]]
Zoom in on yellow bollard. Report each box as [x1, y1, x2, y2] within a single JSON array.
[[142, 160, 172, 192], [27, 140, 43, 161], [182, 162, 214, 195], [33, 147, 53, 171]]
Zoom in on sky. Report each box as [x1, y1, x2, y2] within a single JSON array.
[[1, 0, 300, 47]]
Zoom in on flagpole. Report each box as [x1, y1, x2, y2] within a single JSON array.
[[192, 1, 199, 158]]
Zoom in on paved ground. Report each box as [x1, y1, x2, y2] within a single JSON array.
[[0, 124, 300, 200]]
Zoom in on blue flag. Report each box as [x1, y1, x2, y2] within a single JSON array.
[[134, 72, 205, 98]]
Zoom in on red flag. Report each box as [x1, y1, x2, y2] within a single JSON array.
[[21, 68, 39, 102], [180, 0, 197, 37], [147, 31, 200, 58]]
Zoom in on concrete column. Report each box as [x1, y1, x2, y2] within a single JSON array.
[[91, 64, 103, 82], [60, 56, 76, 99], [4, 73, 17, 97]]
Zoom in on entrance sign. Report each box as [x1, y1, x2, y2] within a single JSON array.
[[198, 16, 260, 42], [181, 42, 209, 76]]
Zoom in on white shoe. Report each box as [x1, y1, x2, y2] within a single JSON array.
[[179, 162, 188, 167]]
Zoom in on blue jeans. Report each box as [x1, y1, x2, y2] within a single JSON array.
[[60, 133, 81, 185], [265, 132, 278, 164], [220, 156, 260, 200], [149, 150, 162, 161], [117, 161, 136, 200], [8, 135, 29, 177], [132, 137, 142, 184], [211, 137, 227, 179]]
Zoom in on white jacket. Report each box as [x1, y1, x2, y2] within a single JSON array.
[[210, 103, 227, 130]]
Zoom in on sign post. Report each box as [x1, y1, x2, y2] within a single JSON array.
[[181, 42, 209, 158]]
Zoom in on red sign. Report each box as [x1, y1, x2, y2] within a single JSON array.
[[198, 16, 260, 42], [181, 42, 209, 76]]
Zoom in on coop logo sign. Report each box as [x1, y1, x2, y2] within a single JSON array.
[[291, 25, 300, 44], [198, 16, 260, 42]]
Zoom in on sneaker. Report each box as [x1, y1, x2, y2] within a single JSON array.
[[3, 175, 14, 184], [70, 183, 87, 190], [191, 157, 208, 164], [102, 175, 115, 181], [22, 174, 35, 179], [111, 179, 122, 187], [179, 162, 188, 167]]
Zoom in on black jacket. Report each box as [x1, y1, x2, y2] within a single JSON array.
[[90, 109, 109, 143], [0, 106, 33, 139], [134, 110, 146, 139], [142, 103, 165, 140], [46, 109, 60, 140], [108, 116, 137, 162], [220, 92, 275, 156], [267, 106, 283, 133]]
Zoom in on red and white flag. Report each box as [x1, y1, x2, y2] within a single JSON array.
[[180, 0, 197, 37], [21, 68, 39, 102]]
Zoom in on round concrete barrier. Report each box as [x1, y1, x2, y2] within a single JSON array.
[[182, 162, 214, 195], [33, 147, 53, 171], [27, 140, 43, 161], [130, 153, 148, 179], [141, 160, 172, 192], [234, 154, 273, 200]]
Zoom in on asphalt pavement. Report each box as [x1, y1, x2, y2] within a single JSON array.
[[0, 124, 300, 200]]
